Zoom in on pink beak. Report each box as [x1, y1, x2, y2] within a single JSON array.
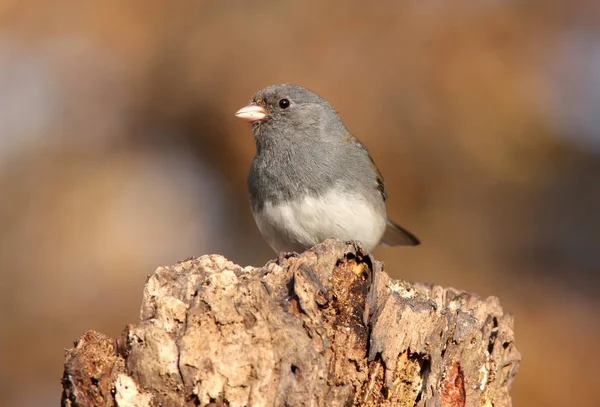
[[235, 103, 267, 122]]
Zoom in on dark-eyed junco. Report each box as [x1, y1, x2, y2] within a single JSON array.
[[235, 84, 420, 254]]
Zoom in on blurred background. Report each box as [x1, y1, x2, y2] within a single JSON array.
[[0, 1, 598, 406]]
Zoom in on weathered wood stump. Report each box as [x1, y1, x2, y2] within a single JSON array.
[[61, 239, 520, 407]]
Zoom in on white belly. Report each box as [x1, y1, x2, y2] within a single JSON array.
[[253, 189, 386, 253]]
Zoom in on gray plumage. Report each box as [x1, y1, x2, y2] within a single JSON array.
[[236, 84, 420, 253]]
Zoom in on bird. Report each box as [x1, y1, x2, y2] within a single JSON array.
[[235, 84, 420, 255]]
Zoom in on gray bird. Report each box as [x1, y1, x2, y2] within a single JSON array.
[[235, 84, 420, 254]]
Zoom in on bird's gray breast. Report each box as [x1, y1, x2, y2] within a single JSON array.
[[247, 138, 339, 209]]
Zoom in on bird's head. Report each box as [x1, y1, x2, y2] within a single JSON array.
[[235, 84, 342, 140]]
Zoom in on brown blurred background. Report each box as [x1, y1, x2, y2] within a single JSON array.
[[0, 1, 599, 406]]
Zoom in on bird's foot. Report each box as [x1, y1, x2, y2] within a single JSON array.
[[265, 251, 299, 268], [277, 251, 299, 265]]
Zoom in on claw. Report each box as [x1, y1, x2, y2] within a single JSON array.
[[264, 251, 299, 268], [277, 251, 299, 265]]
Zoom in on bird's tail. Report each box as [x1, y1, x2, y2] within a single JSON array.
[[381, 219, 420, 246]]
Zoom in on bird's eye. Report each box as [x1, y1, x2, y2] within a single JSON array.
[[278, 98, 290, 109]]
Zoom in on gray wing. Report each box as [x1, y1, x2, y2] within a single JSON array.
[[349, 137, 388, 199]]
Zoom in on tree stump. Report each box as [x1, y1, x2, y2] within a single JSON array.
[[61, 239, 520, 407]]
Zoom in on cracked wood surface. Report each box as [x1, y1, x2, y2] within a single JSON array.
[[61, 239, 520, 407]]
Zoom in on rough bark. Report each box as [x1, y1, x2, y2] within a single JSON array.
[[61, 239, 520, 407]]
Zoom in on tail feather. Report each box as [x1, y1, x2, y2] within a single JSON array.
[[381, 219, 420, 246]]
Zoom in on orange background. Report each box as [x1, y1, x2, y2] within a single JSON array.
[[0, 1, 598, 406]]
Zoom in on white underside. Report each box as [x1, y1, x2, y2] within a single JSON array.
[[253, 189, 386, 253]]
